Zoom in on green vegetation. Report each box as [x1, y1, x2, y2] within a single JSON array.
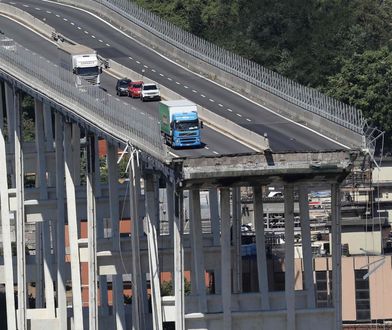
[[133, 0, 392, 151]]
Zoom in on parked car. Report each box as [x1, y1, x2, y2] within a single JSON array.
[[116, 78, 132, 96], [128, 81, 143, 98], [140, 83, 161, 101]]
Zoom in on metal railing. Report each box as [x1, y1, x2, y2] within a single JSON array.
[[0, 40, 167, 162], [95, 0, 367, 135]]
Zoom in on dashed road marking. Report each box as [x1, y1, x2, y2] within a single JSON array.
[[91, 35, 96, 39], [246, 118, 252, 122], [236, 113, 242, 117], [35, 7, 41, 10], [184, 86, 189, 89], [205, 146, 209, 150], [77, 26, 81, 30], [201, 94, 206, 98], [218, 104, 223, 107], [143, 65, 148, 68], [175, 81, 180, 85], [209, 99, 215, 102], [227, 108, 233, 112], [167, 77, 172, 81], [192, 90, 197, 93], [151, 69, 156, 72], [99, 39, 103, 43], [213, 151, 219, 155], [84, 31, 89, 34], [63, 18, 68, 21], [70, 22, 75, 25], [106, 43, 110, 46], [23, 4, 29, 7], [160, 73, 164, 76], [46, 10, 51, 13], [128, 56, 133, 60], [136, 61, 140, 64]]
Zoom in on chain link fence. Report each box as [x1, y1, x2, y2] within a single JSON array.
[[95, 0, 367, 136], [0, 40, 167, 162]]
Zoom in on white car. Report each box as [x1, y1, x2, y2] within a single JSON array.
[[140, 83, 161, 102]]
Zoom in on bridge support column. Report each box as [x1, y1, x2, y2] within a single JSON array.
[[43, 103, 55, 187], [209, 188, 221, 294], [299, 186, 316, 308], [55, 113, 67, 329], [172, 183, 185, 330], [232, 187, 242, 293], [145, 174, 163, 330], [190, 189, 207, 314], [0, 81, 4, 131], [129, 151, 146, 330], [35, 99, 48, 199], [14, 89, 27, 330], [5, 82, 15, 187], [64, 121, 84, 330], [35, 222, 44, 308], [72, 123, 81, 186], [0, 116, 17, 330], [284, 185, 295, 330], [107, 142, 125, 330], [331, 183, 342, 328], [42, 220, 56, 317], [220, 187, 232, 330], [253, 186, 270, 309], [87, 133, 98, 330]]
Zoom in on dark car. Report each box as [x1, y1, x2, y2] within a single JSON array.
[[116, 78, 132, 96]]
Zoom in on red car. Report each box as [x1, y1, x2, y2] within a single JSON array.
[[128, 81, 143, 98]]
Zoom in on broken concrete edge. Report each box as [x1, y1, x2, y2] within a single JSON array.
[[108, 60, 270, 153]]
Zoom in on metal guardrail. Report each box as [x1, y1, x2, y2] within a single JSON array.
[[0, 40, 167, 162], [94, 0, 367, 135]]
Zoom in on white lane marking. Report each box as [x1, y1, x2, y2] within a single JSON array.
[[70, 22, 75, 25], [77, 26, 81, 30], [136, 61, 140, 64], [84, 30, 89, 34], [63, 18, 68, 21], [218, 104, 223, 107], [56, 14, 60, 17], [227, 108, 233, 112], [167, 77, 172, 81], [46, 10, 51, 13], [236, 113, 242, 117], [201, 94, 206, 98], [140, 112, 146, 116], [246, 118, 252, 122], [99, 39, 103, 43], [91, 35, 96, 39], [209, 99, 215, 102], [123, 102, 128, 106], [128, 56, 133, 60], [213, 151, 219, 155], [143, 65, 148, 68], [160, 73, 164, 76], [35, 7, 41, 10], [205, 146, 209, 150], [192, 90, 197, 93], [151, 69, 156, 72], [175, 81, 180, 85], [106, 43, 110, 46], [184, 86, 189, 89], [23, 4, 29, 7], [9, 2, 16, 4]]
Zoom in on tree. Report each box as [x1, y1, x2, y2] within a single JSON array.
[[326, 47, 392, 151]]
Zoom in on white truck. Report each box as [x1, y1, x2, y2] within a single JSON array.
[[57, 42, 101, 87]]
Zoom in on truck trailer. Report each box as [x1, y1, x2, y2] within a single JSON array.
[[57, 42, 101, 87], [159, 99, 202, 148]]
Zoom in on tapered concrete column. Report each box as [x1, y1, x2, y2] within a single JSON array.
[[145, 174, 163, 330], [71, 123, 80, 186], [299, 186, 316, 308], [35, 222, 44, 308], [129, 151, 146, 330], [220, 187, 232, 330], [173, 186, 185, 330], [43, 104, 55, 187], [5, 82, 15, 187], [55, 113, 67, 329], [253, 186, 270, 309], [14, 90, 27, 329], [209, 188, 220, 246], [232, 187, 242, 293], [35, 99, 48, 199], [284, 185, 295, 330], [331, 183, 342, 328], [86, 134, 98, 330], [190, 189, 207, 313], [153, 176, 160, 236], [94, 137, 101, 197], [167, 180, 175, 247], [0, 82, 4, 131], [107, 142, 125, 330], [42, 220, 55, 317], [64, 121, 84, 330], [0, 126, 17, 330]]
